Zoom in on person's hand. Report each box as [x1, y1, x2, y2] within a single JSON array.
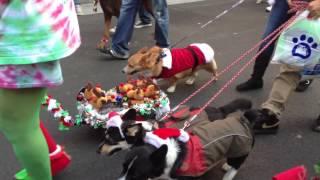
[[308, 0, 320, 20], [287, 0, 293, 6]]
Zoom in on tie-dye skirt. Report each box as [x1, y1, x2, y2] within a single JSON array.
[[0, 61, 63, 89]]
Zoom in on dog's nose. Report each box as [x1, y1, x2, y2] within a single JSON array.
[[121, 69, 125, 74], [96, 148, 101, 154]]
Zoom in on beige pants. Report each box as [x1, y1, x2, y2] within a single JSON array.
[[261, 64, 302, 116]]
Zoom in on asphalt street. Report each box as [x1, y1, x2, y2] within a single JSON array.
[[1, 0, 320, 179]]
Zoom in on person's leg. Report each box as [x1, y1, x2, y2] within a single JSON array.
[[236, 0, 291, 91], [261, 65, 301, 115], [137, 5, 152, 25], [15, 121, 71, 179], [253, 65, 301, 134], [74, 0, 83, 15], [73, 0, 80, 5], [152, 0, 170, 48], [110, 0, 141, 59], [0, 88, 51, 180]]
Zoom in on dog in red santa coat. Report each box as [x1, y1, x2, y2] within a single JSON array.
[[122, 43, 218, 93]]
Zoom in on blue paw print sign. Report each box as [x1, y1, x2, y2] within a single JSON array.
[[292, 34, 318, 60], [271, 10, 320, 78]]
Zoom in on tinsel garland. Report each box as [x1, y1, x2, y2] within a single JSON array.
[[42, 89, 170, 130], [76, 87, 170, 129], [42, 95, 74, 131]]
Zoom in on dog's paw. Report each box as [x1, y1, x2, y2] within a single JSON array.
[[222, 167, 238, 180], [185, 77, 196, 85], [167, 86, 176, 93], [222, 163, 232, 172]]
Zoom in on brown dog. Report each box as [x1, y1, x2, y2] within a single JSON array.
[[94, 0, 153, 50], [122, 43, 218, 93]]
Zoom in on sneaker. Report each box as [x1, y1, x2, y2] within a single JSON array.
[[110, 26, 116, 34], [236, 78, 263, 92], [101, 48, 129, 60], [265, 5, 272, 12], [252, 109, 280, 134], [312, 115, 320, 132], [295, 79, 313, 92], [14, 169, 29, 180], [75, 5, 84, 15], [134, 21, 152, 29]]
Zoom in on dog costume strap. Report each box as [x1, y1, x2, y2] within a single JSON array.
[[186, 47, 199, 70]]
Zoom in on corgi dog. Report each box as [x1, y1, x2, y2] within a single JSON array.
[[122, 43, 218, 93]]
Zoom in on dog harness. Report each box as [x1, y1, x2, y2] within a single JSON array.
[[158, 43, 214, 78]]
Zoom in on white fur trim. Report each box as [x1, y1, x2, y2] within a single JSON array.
[[161, 48, 172, 69], [137, 121, 153, 131], [190, 43, 215, 63], [178, 129, 190, 142], [106, 112, 124, 138], [144, 132, 167, 148], [49, 145, 61, 157]]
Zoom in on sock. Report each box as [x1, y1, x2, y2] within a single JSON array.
[[40, 121, 57, 153]]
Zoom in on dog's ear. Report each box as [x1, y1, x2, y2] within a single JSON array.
[[140, 54, 151, 67], [150, 144, 168, 165], [122, 109, 137, 121], [147, 46, 162, 64], [125, 123, 143, 137]]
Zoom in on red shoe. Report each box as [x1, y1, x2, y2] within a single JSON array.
[[273, 166, 307, 180], [50, 145, 71, 176]]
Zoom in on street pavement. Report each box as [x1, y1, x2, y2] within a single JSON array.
[[1, 0, 320, 180]]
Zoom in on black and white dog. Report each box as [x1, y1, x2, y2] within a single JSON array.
[[97, 98, 253, 157], [118, 99, 259, 180]]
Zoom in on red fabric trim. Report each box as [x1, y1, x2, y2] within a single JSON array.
[[159, 46, 206, 78], [152, 128, 181, 139], [176, 134, 207, 177]]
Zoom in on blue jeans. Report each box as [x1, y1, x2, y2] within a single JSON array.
[[138, 6, 152, 24], [251, 0, 292, 80], [74, 0, 80, 5], [111, 0, 170, 56], [152, 0, 170, 48]]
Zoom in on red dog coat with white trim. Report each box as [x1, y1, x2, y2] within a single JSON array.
[[158, 43, 215, 79]]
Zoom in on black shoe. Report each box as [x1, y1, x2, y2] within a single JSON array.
[[312, 115, 320, 133], [236, 78, 263, 92], [295, 79, 313, 92], [252, 109, 280, 134], [134, 21, 152, 29], [100, 48, 129, 60]]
